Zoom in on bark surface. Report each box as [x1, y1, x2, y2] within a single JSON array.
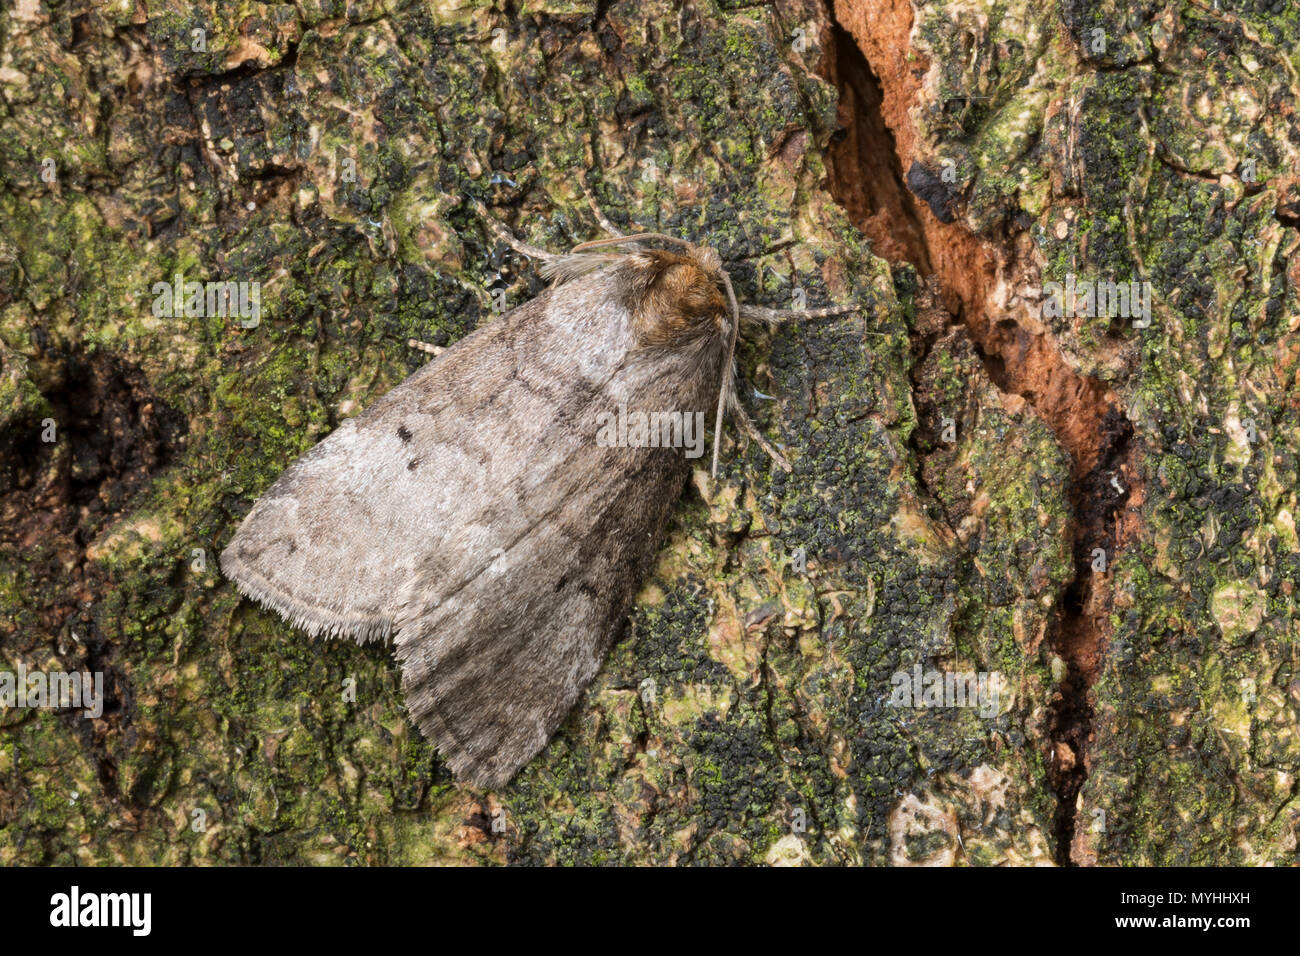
[[1, 0, 1296, 865]]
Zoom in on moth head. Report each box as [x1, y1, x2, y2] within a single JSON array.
[[622, 248, 729, 347], [688, 243, 724, 277], [565, 234, 738, 338]]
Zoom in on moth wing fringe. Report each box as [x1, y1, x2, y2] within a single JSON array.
[[407, 695, 515, 789], [219, 548, 393, 643]]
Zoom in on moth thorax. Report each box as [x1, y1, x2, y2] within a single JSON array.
[[634, 252, 729, 348]]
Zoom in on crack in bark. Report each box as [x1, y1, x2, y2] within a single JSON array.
[[819, 0, 1142, 865]]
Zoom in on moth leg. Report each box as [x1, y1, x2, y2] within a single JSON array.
[[468, 197, 558, 262], [730, 400, 793, 473], [578, 177, 655, 240], [407, 338, 444, 356], [583, 191, 626, 239], [739, 303, 859, 326]]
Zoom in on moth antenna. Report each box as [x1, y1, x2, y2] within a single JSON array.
[[711, 267, 741, 479], [569, 232, 696, 254]]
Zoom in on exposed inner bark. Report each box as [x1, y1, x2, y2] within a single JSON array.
[[820, 0, 1141, 864]]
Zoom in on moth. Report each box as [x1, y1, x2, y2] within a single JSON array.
[[221, 213, 853, 787]]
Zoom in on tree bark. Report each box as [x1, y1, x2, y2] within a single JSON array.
[[1, 0, 1296, 865]]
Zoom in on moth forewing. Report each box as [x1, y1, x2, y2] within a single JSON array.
[[222, 248, 731, 787]]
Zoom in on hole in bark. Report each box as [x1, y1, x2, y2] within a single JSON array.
[[0, 354, 186, 637]]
